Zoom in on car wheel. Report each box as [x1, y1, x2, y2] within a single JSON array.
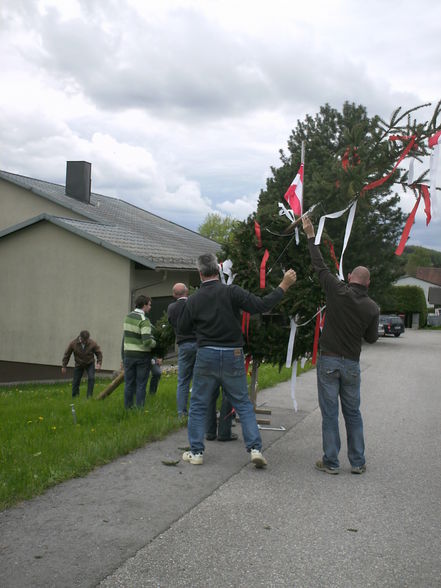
[[394, 333, 400, 337]]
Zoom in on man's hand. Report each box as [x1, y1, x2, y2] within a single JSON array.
[[302, 216, 315, 238], [279, 269, 297, 292], [61, 367, 67, 375], [96, 363, 102, 371]]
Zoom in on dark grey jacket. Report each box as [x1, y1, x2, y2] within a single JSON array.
[[308, 238, 379, 360], [178, 279, 284, 348]]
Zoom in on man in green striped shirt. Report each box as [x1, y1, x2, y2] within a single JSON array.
[[122, 294, 156, 408]]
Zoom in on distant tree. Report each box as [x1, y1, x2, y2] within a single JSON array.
[[198, 213, 238, 245], [222, 101, 440, 376], [402, 245, 441, 275], [404, 246, 433, 276]]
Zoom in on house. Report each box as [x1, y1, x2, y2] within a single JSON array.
[[0, 162, 221, 382], [394, 267, 441, 309]]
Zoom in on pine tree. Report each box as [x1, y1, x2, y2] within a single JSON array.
[[223, 101, 440, 376]]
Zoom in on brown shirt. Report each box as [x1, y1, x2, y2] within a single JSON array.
[[308, 238, 379, 361], [62, 338, 103, 368]]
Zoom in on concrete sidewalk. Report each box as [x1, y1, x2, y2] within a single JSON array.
[[1, 330, 440, 587]]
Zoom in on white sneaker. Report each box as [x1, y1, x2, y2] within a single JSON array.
[[250, 448, 267, 468], [182, 451, 204, 465]]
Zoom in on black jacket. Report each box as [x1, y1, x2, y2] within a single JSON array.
[[308, 238, 379, 360], [178, 279, 284, 348], [167, 298, 196, 344]]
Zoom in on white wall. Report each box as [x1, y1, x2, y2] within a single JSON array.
[[0, 221, 131, 370]]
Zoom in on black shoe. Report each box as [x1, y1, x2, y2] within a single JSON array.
[[205, 434, 217, 441], [217, 433, 239, 442]]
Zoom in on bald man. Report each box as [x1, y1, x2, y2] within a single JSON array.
[[167, 283, 197, 417], [303, 216, 379, 475]]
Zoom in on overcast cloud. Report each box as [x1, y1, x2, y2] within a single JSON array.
[[1, 0, 440, 250]]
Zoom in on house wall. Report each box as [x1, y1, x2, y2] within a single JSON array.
[[394, 276, 432, 308], [0, 221, 131, 374], [0, 179, 87, 231]]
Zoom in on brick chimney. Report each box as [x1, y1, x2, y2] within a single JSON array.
[[65, 161, 91, 204]]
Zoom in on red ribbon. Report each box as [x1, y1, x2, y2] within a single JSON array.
[[421, 184, 431, 226], [362, 135, 416, 193], [260, 249, 269, 289], [428, 130, 441, 148], [342, 147, 350, 171], [244, 354, 252, 377], [325, 239, 340, 270], [254, 220, 262, 248], [395, 194, 421, 256], [241, 311, 250, 342], [311, 311, 321, 366], [341, 147, 360, 172]]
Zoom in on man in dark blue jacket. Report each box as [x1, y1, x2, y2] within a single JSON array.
[[303, 216, 379, 475], [178, 253, 297, 467]]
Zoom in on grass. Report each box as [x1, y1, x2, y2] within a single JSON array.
[[0, 362, 300, 511]]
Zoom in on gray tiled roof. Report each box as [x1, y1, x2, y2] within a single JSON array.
[[0, 169, 220, 270]]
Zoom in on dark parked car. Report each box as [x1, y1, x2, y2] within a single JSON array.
[[379, 315, 405, 337]]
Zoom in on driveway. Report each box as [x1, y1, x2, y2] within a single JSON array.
[[1, 329, 440, 587]]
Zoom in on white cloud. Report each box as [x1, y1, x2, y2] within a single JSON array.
[[0, 0, 440, 249]]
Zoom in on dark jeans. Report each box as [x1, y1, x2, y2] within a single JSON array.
[[123, 355, 151, 409], [206, 388, 234, 439], [176, 341, 197, 416], [148, 362, 162, 395], [72, 363, 95, 398]]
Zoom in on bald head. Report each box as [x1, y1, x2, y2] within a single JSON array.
[[349, 266, 370, 287], [172, 283, 188, 299]]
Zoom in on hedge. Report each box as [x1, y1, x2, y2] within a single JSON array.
[[381, 285, 427, 327]]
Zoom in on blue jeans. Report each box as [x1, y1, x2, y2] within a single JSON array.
[[176, 341, 197, 416], [123, 355, 151, 409], [188, 347, 261, 453], [148, 362, 162, 395], [72, 363, 95, 397], [317, 355, 365, 469]]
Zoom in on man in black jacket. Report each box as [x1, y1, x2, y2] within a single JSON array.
[[302, 216, 379, 475], [167, 283, 197, 417], [178, 253, 297, 467]]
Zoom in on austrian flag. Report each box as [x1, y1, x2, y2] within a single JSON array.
[[284, 163, 303, 216]]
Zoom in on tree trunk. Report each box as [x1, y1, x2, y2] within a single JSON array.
[[97, 370, 124, 400]]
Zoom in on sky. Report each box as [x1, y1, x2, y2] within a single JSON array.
[[1, 0, 440, 251]]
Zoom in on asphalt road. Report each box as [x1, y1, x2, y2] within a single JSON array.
[[1, 329, 440, 587]]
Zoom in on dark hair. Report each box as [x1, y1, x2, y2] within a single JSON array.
[[79, 330, 90, 340], [134, 295, 151, 309], [197, 253, 219, 277]]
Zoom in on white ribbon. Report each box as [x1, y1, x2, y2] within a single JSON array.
[[285, 317, 297, 368], [314, 201, 357, 281], [278, 202, 295, 222], [338, 201, 357, 281], [314, 202, 353, 245], [290, 361, 298, 412], [222, 259, 236, 284], [430, 144, 440, 218]]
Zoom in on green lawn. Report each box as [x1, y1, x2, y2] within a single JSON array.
[[0, 363, 300, 510]]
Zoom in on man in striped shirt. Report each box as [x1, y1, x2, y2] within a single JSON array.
[[122, 295, 156, 409]]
